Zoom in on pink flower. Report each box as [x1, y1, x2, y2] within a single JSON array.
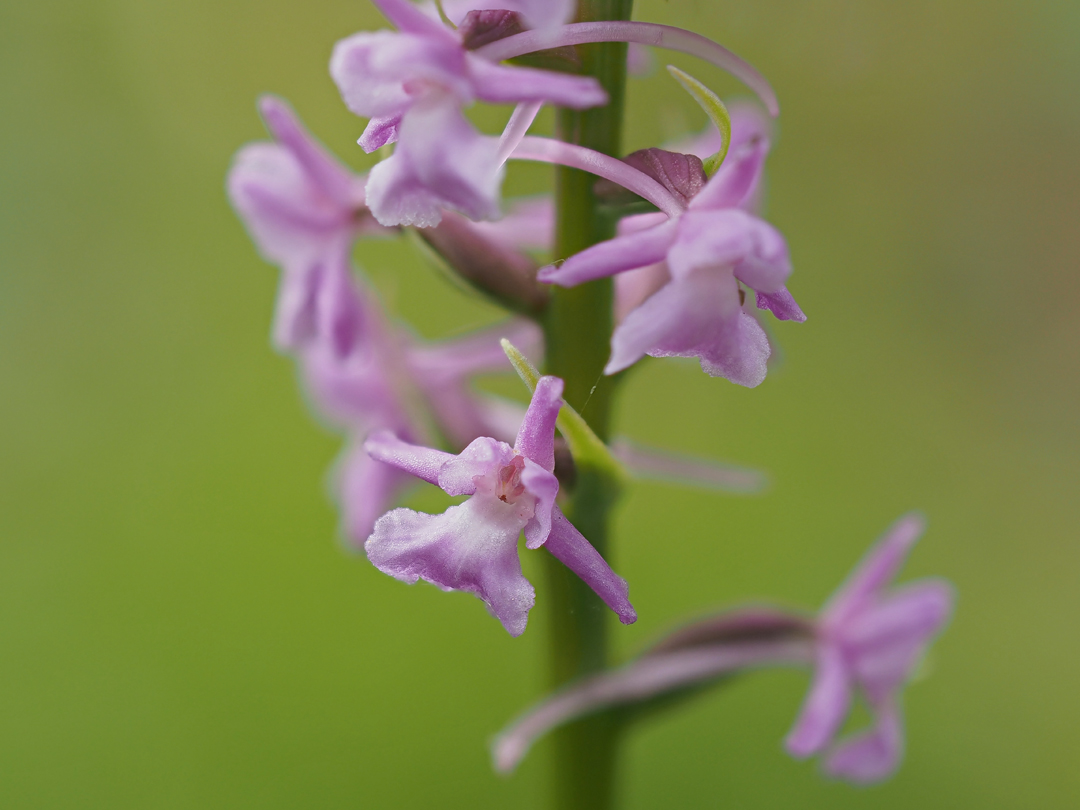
[[786, 514, 954, 783], [329, 0, 606, 227], [227, 95, 389, 354], [364, 377, 637, 636], [539, 127, 805, 387]]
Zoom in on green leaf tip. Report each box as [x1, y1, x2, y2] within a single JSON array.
[[500, 339, 627, 485], [667, 65, 731, 176], [500, 337, 541, 390]]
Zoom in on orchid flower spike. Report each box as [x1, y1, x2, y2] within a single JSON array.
[[227, 95, 390, 355], [329, 0, 607, 228], [786, 513, 955, 783], [364, 376, 636, 636], [537, 128, 805, 387]]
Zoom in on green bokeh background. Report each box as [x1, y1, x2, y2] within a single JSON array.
[[2, 0, 1078, 807]]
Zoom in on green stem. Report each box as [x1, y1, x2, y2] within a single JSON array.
[[541, 2, 633, 809]]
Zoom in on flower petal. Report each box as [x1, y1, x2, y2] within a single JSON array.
[[539, 218, 679, 287], [334, 442, 415, 546], [364, 430, 456, 486], [302, 340, 402, 428], [756, 286, 807, 322], [607, 269, 751, 379], [271, 254, 330, 353], [314, 251, 369, 360], [331, 32, 413, 120], [520, 458, 559, 549], [330, 31, 470, 121], [845, 580, 954, 698], [406, 321, 541, 448], [437, 436, 512, 496], [371, 0, 457, 37], [423, 385, 504, 449], [823, 699, 904, 784], [785, 644, 852, 758], [611, 213, 673, 321], [295, 262, 404, 424], [364, 97, 503, 227], [259, 95, 363, 208], [366, 502, 536, 636], [618, 211, 670, 236], [228, 143, 352, 267], [732, 224, 791, 294], [683, 308, 771, 387], [626, 42, 654, 76], [473, 395, 529, 445], [823, 513, 927, 628], [468, 56, 608, 109], [614, 261, 670, 324], [514, 375, 563, 472], [359, 113, 402, 153], [544, 507, 636, 624], [607, 274, 720, 374], [689, 138, 768, 211], [846, 581, 955, 651], [669, 209, 790, 294]]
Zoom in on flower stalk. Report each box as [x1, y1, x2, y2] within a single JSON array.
[[541, 2, 633, 808]]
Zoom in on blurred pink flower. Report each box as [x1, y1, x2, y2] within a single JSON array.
[[227, 95, 389, 354], [786, 513, 954, 783]]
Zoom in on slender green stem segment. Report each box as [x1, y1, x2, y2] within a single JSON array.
[[541, 2, 633, 809]]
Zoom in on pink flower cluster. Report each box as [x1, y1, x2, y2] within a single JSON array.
[[227, 0, 953, 788]]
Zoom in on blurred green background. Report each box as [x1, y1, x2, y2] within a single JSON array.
[[2, 0, 1078, 807]]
